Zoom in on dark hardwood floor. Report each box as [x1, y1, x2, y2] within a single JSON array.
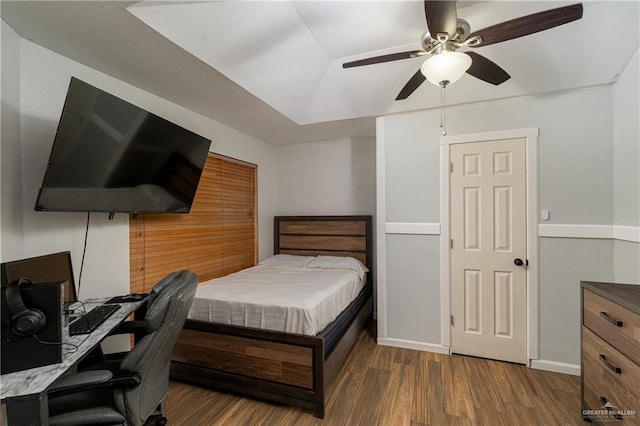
[[164, 324, 583, 425]]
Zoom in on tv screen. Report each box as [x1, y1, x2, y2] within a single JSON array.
[[35, 77, 211, 214]]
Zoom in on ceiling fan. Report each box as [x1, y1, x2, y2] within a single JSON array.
[[342, 1, 584, 100]]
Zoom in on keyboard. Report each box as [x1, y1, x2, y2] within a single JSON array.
[[69, 304, 121, 336]]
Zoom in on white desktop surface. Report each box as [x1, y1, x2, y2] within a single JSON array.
[[0, 297, 144, 400]]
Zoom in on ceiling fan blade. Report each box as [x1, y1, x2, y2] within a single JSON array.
[[342, 50, 424, 68], [424, 1, 458, 38], [465, 52, 510, 85], [396, 69, 426, 100], [468, 3, 583, 47]]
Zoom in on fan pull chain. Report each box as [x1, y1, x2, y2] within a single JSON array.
[[440, 84, 447, 136]]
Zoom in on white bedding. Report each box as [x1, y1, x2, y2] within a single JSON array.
[[187, 263, 366, 335]]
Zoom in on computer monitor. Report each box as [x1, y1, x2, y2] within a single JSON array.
[[0, 251, 77, 304]]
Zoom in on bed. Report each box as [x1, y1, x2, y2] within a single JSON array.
[[169, 216, 373, 418]]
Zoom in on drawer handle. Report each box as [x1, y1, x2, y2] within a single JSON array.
[[600, 311, 623, 327], [599, 354, 622, 374]]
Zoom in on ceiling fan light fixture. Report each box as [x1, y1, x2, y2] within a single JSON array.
[[420, 51, 472, 87]]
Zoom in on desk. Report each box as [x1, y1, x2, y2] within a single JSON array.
[[1, 297, 146, 425]]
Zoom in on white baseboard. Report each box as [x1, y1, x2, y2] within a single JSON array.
[[530, 359, 581, 376], [377, 337, 451, 355], [377, 339, 581, 376]]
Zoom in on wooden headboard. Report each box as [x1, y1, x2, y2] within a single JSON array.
[[274, 216, 373, 281]]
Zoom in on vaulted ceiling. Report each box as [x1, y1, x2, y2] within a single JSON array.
[[2, 1, 638, 145]]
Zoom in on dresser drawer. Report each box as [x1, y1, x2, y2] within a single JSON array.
[[582, 326, 640, 420], [583, 289, 640, 364]]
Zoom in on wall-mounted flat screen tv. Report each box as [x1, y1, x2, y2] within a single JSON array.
[[35, 77, 211, 214]]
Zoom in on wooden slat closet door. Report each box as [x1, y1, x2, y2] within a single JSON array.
[[129, 153, 256, 293]]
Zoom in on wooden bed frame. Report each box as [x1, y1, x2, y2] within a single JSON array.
[[170, 215, 373, 418]]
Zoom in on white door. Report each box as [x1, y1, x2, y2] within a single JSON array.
[[450, 138, 527, 364]]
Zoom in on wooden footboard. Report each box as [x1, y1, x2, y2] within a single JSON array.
[[171, 320, 325, 416], [173, 328, 316, 389], [170, 292, 372, 418]]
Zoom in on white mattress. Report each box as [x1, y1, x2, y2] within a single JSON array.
[[187, 264, 365, 335]]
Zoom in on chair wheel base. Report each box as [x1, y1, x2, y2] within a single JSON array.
[[144, 415, 167, 426]]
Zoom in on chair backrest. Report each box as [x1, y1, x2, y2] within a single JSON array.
[[114, 270, 197, 426], [146, 271, 180, 306]]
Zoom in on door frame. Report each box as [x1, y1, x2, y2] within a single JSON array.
[[440, 127, 540, 363]]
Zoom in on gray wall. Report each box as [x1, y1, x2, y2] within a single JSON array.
[[613, 49, 639, 228], [384, 86, 615, 225], [612, 49, 639, 283], [614, 240, 640, 284], [1, 21, 24, 262], [538, 238, 613, 363], [385, 234, 440, 343], [379, 80, 637, 365], [275, 136, 376, 217], [384, 112, 439, 223]]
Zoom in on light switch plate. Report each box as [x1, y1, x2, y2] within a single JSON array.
[[541, 209, 550, 221]]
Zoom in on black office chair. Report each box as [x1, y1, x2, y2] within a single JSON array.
[[47, 270, 197, 426]]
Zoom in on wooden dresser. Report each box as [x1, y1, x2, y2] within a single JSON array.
[[581, 281, 640, 423]]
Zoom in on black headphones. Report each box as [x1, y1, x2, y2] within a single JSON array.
[[5, 278, 47, 337]]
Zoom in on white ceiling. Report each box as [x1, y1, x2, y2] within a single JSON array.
[[2, 1, 639, 144]]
